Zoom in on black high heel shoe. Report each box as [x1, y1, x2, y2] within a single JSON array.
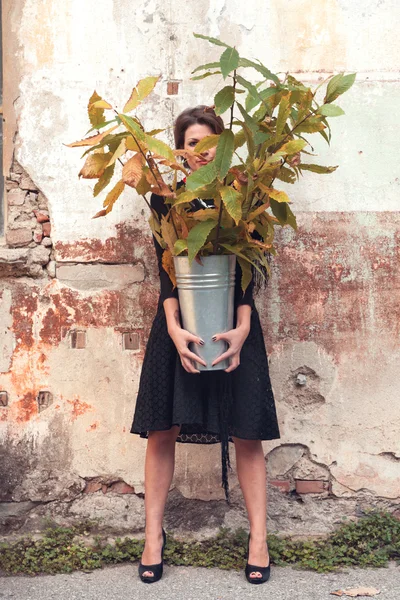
[[244, 532, 271, 584], [138, 528, 167, 584]]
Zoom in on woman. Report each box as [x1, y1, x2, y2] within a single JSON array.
[[130, 106, 281, 584]]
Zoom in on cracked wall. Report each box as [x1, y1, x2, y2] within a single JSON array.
[[0, 0, 399, 537]]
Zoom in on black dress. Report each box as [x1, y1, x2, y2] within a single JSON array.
[[130, 191, 281, 503]]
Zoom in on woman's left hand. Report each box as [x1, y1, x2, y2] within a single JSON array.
[[211, 323, 250, 372]]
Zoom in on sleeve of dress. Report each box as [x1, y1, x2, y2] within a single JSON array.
[[150, 193, 179, 302]]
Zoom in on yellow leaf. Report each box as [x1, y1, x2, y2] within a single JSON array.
[[79, 153, 113, 179], [194, 134, 220, 153], [88, 91, 106, 128], [258, 183, 291, 203], [106, 139, 127, 167], [247, 202, 270, 220], [103, 180, 125, 213], [162, 249, 177, 288], [122, 154, 145, 188], [90, 100, 113, 109], [126, 136, 145, 153], [123, 76, 160, 113], [161, 215, 178, 252], [65, 125, 119, 147]]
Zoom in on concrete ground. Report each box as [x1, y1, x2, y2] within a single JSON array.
[[1, 562, 399, 600]]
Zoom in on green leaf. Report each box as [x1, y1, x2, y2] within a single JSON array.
[[299, 163, 338, 174], [214, 130, 235, 181], [187, 220, 218, 264], [194, 134, 220, 153], [238, 57, 281, 85], [174, 239, 188, 255], [234, 130, 246, 150], [214, 86, 235, 115], [316, 104, 345, 117], [191, 61, 221, 74], [145, 134, 175, 161], [118, 114, 146, 141], [85, 118, 117, 136], [270, 198, 297, 229], [324, 72, 356, 104], [185, 162, 217, 192], [237, 102, 259, 134], [123, 76, 160, 113], [93, 164, 115, 197], [220, 46, 239, 79], [237, 257, 253, 293], [279, 138, 308, 155], [275, 93, 291, 138], [191, 71, 221, 81], [193, 32, 230, 48], [172, 190, 199, 206], [220, 186, 243, 224]]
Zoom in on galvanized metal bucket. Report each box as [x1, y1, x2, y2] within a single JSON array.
[[173, 255, 236, 371]]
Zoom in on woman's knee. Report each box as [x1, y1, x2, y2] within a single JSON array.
[[232, 436, 262, 454], [148, 425, 181, 447]]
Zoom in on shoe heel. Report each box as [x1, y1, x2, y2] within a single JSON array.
[[244, 532, 271, 585], [138, 528, 167, 584]]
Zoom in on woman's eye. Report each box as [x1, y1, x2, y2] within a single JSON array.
[[188, 141, 196, 146]]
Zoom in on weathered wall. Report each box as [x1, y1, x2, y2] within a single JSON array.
[[0, 0, 399, 538]]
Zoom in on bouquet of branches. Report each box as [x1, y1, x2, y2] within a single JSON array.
[[67, 32, 355, 293]]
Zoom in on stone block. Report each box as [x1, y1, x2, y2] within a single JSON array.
[[46, 260, 56, 277], [33, 227, 43, 243], [8, 188, 27, 206], [6, 227, 32, 247], [56, 263, 145, 290], [28, 245, 51, 266], [41, 236, 53, 247], [295, 479, 330, 494], [266, 444, 305, 477], [0, 248, 30, 277], [19, 174, 38, 191]]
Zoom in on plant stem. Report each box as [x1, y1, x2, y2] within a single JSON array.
[[213, 70, 237, 254]]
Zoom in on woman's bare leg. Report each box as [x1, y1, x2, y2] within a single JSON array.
[[140, 425, 181, 577], [233, 437, 269, 580]]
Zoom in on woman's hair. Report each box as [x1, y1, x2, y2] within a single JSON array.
[[173, 105, 224, 149]]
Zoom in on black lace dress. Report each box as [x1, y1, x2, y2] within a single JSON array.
[[130, 191, 281, 503]]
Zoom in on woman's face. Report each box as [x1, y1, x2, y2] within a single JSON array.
[[183, 123, 217, 172]]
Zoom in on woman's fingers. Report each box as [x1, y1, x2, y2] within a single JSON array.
[[187, 333, 205, 346], [224, 358, 240, 373], [183, 348, 207, 367], [181, 357, 200, 374], [211, 347, 237, 367]]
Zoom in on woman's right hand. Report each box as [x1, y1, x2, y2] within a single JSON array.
[[168, 324, 206, 374]]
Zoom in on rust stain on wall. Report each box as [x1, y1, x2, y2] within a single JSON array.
[[67, 396, 93, 421]]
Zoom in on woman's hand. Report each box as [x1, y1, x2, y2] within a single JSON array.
[[168, 324, 206, 374], [211, 305, 252, 372], [211, 323, 250, 372]]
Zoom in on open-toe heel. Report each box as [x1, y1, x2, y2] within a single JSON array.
[[244, 532, 271, 585], [138, 528, 167, 584]]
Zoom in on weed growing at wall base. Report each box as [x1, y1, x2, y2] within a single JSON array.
[[0, 510, 399, 576]]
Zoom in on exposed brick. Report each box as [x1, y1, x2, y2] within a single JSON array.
[[295, 479, 329, 494], [167, 81, 179, 95], [71, 330, 87, 349], [270, 479, 291, 492], [0, 392, 9, 407], [84, 481, 102, 494], [37, 391, 53, 412], [123, 332, 139, 350], [110, 481, 135, 494], [34, 210, 50, 223], [6, 227, 32, 247], [42, 222, 51, 236]]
